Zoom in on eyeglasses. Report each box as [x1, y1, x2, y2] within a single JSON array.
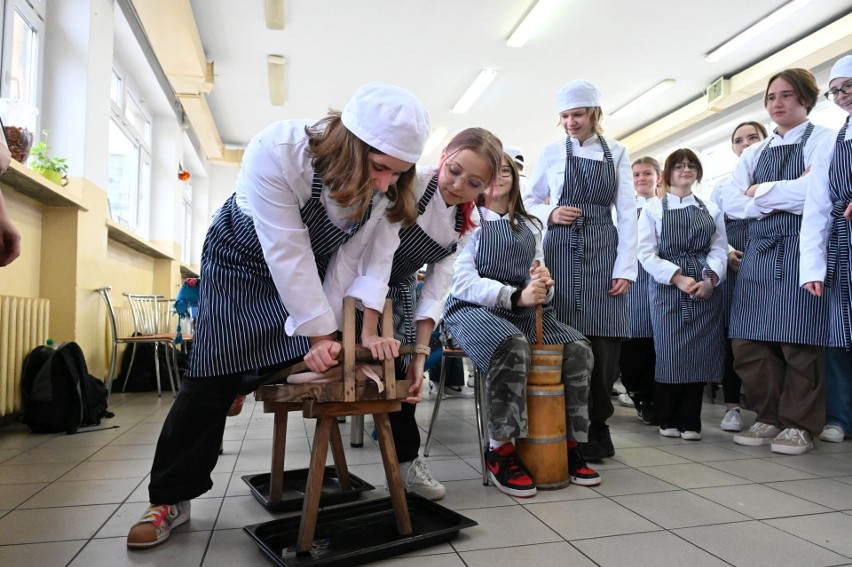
[[499, 165, 513, 178], [443, 161, 487, 191], [825, 80, 852, 101], [673, 163, 699, 171]]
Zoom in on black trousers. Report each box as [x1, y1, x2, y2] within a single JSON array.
[[619, 338, 656, 405], [588, 336, 621, 424], [655, 382, 706, 432], [148, 358, 299, 504], [722, 337, 743, 405]]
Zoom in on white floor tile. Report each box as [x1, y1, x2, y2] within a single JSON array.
[[0, 504, 118, 544], [574, 530, 731, 567], [0, 540, 86, 567], [524, 498, 660, 540], [460, 541, 597, 567], [638, 462, 753, 489], [692, 483, 832, 519], [611, 490, 750, 529]]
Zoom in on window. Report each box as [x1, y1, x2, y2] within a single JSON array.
[[107, 66, 152, 236], [0, 0, 44, 108]]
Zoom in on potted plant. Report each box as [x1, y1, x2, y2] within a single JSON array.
[[29, 130, 68, 186]]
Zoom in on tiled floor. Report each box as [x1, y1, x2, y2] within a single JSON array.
[[2, 391, 852, 567]]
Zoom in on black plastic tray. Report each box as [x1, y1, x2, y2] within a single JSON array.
[[244, 493, 477, 567], [242, 467, 375, 512]]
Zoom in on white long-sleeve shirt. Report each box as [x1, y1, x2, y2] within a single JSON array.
[[450, 208, 552, 309], [799, 123, 851, 285], [324, 166, 472, 329], [719, 121, 836, 220], [637, 193, 728, 286], [524, 134, 638, 281], [234, 119, 394, 337]]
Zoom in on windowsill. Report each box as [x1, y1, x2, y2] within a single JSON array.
[[106, 219, 174, 260], [180, 263, 200, 278], [0, 160, 88, 210]]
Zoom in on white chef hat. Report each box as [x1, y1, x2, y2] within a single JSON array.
[[341, 82, 431, 164], [829, 55, 852, 83], [556, 80, 602, 113], [504, 145, 525, 167]]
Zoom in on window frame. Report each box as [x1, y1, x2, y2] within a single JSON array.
[[0, 0, 45, 117]]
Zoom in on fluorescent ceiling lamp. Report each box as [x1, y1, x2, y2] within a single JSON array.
[[452, 69, 498, 114], [705, 0, 811, 62], [423, 127, 449, 156], [610, 80, 676, 120], [506, 0, 560, 48], [267, 55, 286, 106], [264, 0, 285, 30]]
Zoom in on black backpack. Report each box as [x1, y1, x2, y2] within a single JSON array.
[[21, 342, 114, 434]]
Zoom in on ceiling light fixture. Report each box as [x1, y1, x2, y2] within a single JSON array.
[[610, 80, 676, 120], [264, 0, 285, 30], [506, 0, 560, 48], [423, 127, 449, 156], [705, 0, 812, 62], [452, 69, 498, 114], [267, 55, 286, 106]]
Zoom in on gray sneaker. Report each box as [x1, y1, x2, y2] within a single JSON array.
[[733, 422, 781, 446], [771, 428, 814, 455], [400, 457, 446, 500]]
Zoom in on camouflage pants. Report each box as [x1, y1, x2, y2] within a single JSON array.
[[485, 335, 592, 443]]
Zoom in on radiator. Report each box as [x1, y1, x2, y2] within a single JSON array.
[[0, 296, 49, 416]]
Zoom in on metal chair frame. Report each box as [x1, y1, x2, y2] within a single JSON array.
[[96, 287, 179, 398]]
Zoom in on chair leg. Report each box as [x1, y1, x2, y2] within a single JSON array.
[[423, 353, 449, 457], [153, 343, 162, 397], [350, 415, 364, 447], [329, 420, 352, 491], [123, 343, 139, 392], [162, 342, 178, 397], [473, 367, 488, 485], [106, 342, 118, 400], [374, 412, 412, 536], [269, 410, 289, 502]]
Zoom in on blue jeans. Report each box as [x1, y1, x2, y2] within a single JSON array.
[[826, 348, 852, 432]]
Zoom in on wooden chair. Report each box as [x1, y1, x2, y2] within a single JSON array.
[[253, 297, 412, 554]]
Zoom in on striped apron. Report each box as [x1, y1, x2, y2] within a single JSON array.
[[358, 175, 463, 371], [720, 215, 749, 326], [543, 136, 628, 337], [729, 122, 828, 345], [444, 213, 585, 373], [650, 195, 724, 383], [188, 173, 372, 377], [627, 203, 653, 339], [824, 119, 852, 349]]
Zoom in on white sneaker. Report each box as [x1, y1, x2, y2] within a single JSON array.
[[720, 407, 743, 432], [428, 381, 474, 399], [733, 422, 781, 446], [771, 428, 814, 455], [681, 430, 702, 441], [819, 424, 845, 443], [658, 426, 680, 438], [400, 458, 446, 500], [617, 393, 635, 408]]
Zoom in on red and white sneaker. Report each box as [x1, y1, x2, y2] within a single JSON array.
[[127, 501, 191, 549], [485, 443, 537, 498], [568, 447, 601, 486]]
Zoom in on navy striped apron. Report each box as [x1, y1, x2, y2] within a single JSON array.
[[543, 136, 629, 337], [627, 202, 653, 338], [650, 195, 724, 383], [729, 122, 828, 345], [357, 175, 463, 371], [720, 215, 749, 326], [188, 173, 372, 377], [824, 119, 852, 349], [444, 213, 585, 372]]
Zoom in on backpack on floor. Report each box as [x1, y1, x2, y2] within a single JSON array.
[[21, 341, 114, 434]]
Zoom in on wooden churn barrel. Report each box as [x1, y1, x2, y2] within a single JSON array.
[[517, 273, 569, 489]]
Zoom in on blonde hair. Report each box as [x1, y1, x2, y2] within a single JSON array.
[[306, 111, 416, 226], [555, 107, 604, 135]]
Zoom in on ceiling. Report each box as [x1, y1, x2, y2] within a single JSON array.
[[183, 0, 851, 171]]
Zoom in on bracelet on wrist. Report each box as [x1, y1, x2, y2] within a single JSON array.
[[413, 344, 431, 356]]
